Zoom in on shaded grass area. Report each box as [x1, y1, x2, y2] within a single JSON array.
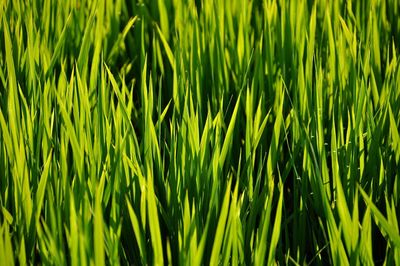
[[0, 0, 400, 264]]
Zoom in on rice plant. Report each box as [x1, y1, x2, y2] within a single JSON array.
[[0, 0, 400, 264]]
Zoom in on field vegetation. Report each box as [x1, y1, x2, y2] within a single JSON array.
[[0, 0, 400, 264]]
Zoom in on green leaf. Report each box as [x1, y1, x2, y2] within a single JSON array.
[[35, 150, 53, 226], [94, 173, 105, 266], [147, 166, 164, 265], [155, 24, 175, 70], [219, 94, 241, 167], [210, 179, 232, 265], [126, 197, 147, 263], [45, 13, 72, 77], [359, 186, 400, 247], [267, 183, 284, 265]]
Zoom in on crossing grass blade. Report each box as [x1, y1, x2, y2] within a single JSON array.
[[45, 13, 72, 78], [155, 24, 175, 70], [55, 88, 83, 179], [359, 186, 400, 247]]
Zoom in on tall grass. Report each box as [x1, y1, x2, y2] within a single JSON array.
[[0, 0, 400, 264]]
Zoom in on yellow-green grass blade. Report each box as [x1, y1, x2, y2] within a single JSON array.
[[126, 197, 147, 263], [210, 179, 232, 265], [147, 166, 164, 265], [359, 186, 400, 247]]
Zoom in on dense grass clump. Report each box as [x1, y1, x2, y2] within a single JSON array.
[[1, 0, 400, 264]]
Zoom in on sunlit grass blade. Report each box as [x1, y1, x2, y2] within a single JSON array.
[[359, 186, 400, 247], [35, 150, 53, 226], [94, 171, 106, 266], [210, 179, 232, 265], [126, 197, 147, 263], [267, 182, 284, 265], [219, 94, 241, 167], [147, 166, 164, 265]]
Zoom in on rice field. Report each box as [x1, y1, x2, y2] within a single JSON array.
[[0, 0, 400, 264]]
